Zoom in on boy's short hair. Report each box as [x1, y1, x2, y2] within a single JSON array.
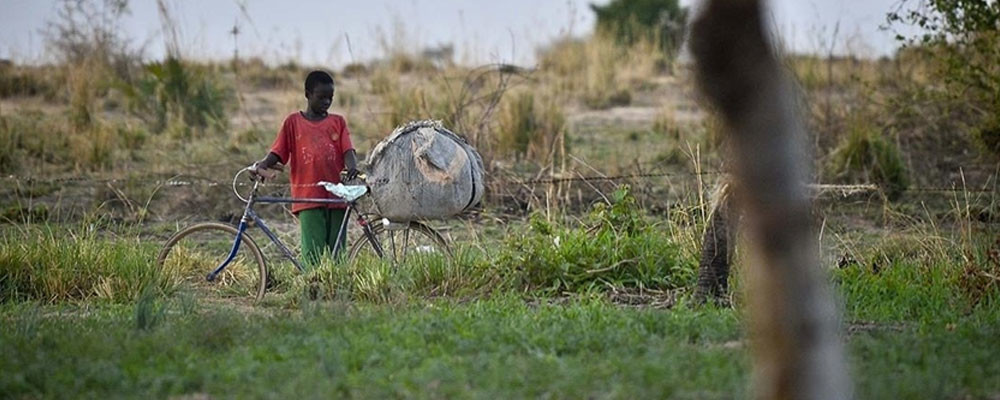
[[304, 70, 334, 92]]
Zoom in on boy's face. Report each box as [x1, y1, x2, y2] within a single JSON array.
[[305, 83, 334, 115]]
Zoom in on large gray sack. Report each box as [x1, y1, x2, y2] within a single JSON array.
[[365, 120, 484, 221]]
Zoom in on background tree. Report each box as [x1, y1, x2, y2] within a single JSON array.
[[887, 0, 1000, 157], [590, 0, 688, 54]]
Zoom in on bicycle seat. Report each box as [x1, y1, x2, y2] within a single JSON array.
[[317, 181, 369, 201]]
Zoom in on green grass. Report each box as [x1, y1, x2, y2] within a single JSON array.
[[2, 289, 999, 398], [0, 226, 168, 303], [1, 196, 998, 398], [1, 297, 747, 399]]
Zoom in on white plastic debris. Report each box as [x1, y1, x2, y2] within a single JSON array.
[[318, 182, 369, 202]]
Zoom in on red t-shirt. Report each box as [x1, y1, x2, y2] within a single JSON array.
[[270, 112, 354, 213]]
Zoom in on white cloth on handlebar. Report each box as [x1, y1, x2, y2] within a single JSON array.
[[317, 182, 368, 202]]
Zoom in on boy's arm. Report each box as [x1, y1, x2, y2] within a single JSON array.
[[256, 152, 282, 170], [249, 152, 283, 180], [343, 149, 358, 180]]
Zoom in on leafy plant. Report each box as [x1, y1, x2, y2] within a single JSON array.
[[498, 185, 696, 294], [887, 0, 1000, 158]]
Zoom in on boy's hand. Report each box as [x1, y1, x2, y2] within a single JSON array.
[[249, 162, 282, 181], [343, 167, 359, 181]]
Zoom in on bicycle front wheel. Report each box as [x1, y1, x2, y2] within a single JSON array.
[[156, 222, 268, 301], [348, 219, 452, 265]]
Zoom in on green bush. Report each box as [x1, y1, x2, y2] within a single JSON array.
[[283, 248, 498, 305], [826, 119, 909, 199], [887, 0, 1000, 158], [498, 186, 696, 294], [120, 58, 231, 136], [276, 187, 694, 303], [973, 113, 1000, 157]]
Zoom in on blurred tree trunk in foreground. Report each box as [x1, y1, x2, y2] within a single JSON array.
[[689, 0, 852, 398]]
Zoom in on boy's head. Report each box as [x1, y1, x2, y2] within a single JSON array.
[[304, 70, 335, 115]]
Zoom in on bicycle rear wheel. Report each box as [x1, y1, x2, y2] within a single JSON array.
[[348, 219, 452, 265], [156, 222, 268, 301]]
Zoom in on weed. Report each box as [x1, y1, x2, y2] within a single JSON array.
[[0, 112, 72, 173], [581, 37, 633, 110], [341, 62, 368, 78], [537, 35, 665, 110], [958, 236, 1000, 309]]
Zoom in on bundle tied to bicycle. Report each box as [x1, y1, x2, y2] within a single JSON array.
[[363, 120, 485, 221]]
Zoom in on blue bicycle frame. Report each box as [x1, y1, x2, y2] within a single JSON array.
[[206, 180, 382, 282]]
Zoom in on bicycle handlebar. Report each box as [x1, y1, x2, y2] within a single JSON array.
[[231, 168, 368, 204]]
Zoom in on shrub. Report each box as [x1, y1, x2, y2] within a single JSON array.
[[826, 118, 909, 199], [497, 186, 696, 294], [121, 58, 232, 136], [973, 113, 1000, 157], [0, 112, 72, 173], [887, 0, 1000, 158], [0, 65, 54, 98]]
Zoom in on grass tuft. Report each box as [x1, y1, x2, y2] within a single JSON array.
[[0, 226, 169, 303]]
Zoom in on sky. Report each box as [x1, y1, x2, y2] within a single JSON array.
[[0, 0, 916, 66]]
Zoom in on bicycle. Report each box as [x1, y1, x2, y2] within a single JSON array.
[[156, 167, 452, 301]]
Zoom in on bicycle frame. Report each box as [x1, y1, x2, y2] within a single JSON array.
[[206, 179, 384, 282]]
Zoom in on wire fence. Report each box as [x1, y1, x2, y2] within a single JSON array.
[[1, 171, 994, 194]]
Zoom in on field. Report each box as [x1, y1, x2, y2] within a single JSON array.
[[3, 1, 1000, 398]]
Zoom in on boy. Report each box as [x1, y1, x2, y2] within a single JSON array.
[[250, 70, 358, 267]]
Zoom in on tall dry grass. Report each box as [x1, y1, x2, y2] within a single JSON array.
[[537, 34, 669, 110]]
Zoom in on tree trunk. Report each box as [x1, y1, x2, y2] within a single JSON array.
[[689, 0, 852, 398]]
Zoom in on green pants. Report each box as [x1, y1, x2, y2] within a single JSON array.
[[298, 207, 347, 268]]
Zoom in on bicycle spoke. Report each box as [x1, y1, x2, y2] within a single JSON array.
[[389, 229, 398, 262], [347, 219, 452, 266]]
